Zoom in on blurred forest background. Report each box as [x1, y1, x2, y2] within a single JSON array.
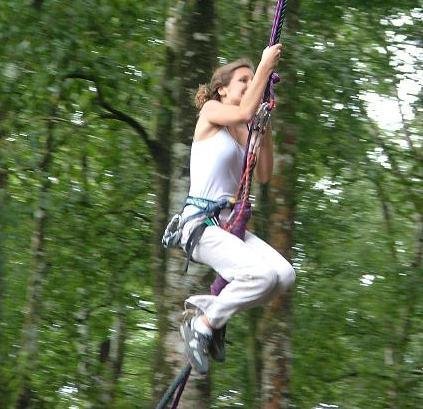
[[0, 0, 421, 408]]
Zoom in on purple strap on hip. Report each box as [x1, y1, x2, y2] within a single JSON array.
[[228, 201, 252, 240]]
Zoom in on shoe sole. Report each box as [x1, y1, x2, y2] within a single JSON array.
[[180, 323, 209, 375]]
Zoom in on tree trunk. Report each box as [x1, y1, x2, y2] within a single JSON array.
[[259, 149, 296, 409], [0, 147, 7, 321], [387, 219, 422, 409], [97, 306, 127, 408], [73, 151, 98, 407], [259, 1, 300, 407], [367, 150, 422, 408], [92, 136, 133, 408], [155, 1, 218, 408], [74, 304, 92, 403], [151, 35, 177, 404], [0, 131, 8, 402], [15, 105, 57, 408]]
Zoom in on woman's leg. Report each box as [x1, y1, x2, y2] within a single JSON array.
[[243, 230, 296, 291], [186, 226, 294, 329]]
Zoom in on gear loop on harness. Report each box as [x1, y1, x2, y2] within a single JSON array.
[[162, 213, 184, 248], [182, 195, 234, 271], [161, 195, 235, 271]]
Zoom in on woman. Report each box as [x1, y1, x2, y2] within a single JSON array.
[[179, 43, 295, 374]]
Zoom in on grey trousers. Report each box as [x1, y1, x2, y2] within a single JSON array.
[[181, 221, 295, 329]]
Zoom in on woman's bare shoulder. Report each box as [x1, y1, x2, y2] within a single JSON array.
[[194, 110, 221, 141], [203, 99, 222, 109]]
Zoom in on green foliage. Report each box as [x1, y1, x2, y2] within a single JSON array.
[[1, 0, 166, 407], [0, 0, 421, 408]]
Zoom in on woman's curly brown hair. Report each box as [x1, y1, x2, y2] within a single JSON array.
[[194, 58, 254, 110]]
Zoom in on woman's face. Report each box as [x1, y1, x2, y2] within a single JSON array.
[[220, 66, 254, 105]]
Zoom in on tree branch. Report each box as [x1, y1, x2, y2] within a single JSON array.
[[137, 325, 158, 332], [65, 72, 163, 161]]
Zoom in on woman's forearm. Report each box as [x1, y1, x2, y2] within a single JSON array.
[[255, 126, 274, 184], [239, 62, 273, 121]]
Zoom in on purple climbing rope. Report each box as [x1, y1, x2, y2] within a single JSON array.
[[214, 0, 288, 292]]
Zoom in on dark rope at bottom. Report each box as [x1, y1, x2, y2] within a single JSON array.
[[155, 363, 192, 409], [170, 363, 191, 409]]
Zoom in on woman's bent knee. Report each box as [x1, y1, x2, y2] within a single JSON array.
[[255, 267, 279, 296], [278, 262, 296, 290]]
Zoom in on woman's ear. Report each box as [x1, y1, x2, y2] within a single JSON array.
[[218, 86, 226, 97]]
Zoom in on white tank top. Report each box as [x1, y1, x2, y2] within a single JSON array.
[[183, 127, 244, 217]]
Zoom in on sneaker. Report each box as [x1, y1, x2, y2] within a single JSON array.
[[180, 313, 212, 375], [209, 325, 226, 362]]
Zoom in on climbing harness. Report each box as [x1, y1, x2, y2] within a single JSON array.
[[157, 1, 289, 407], [162, 195, 233, 271], [182, 196, 232, 272]]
